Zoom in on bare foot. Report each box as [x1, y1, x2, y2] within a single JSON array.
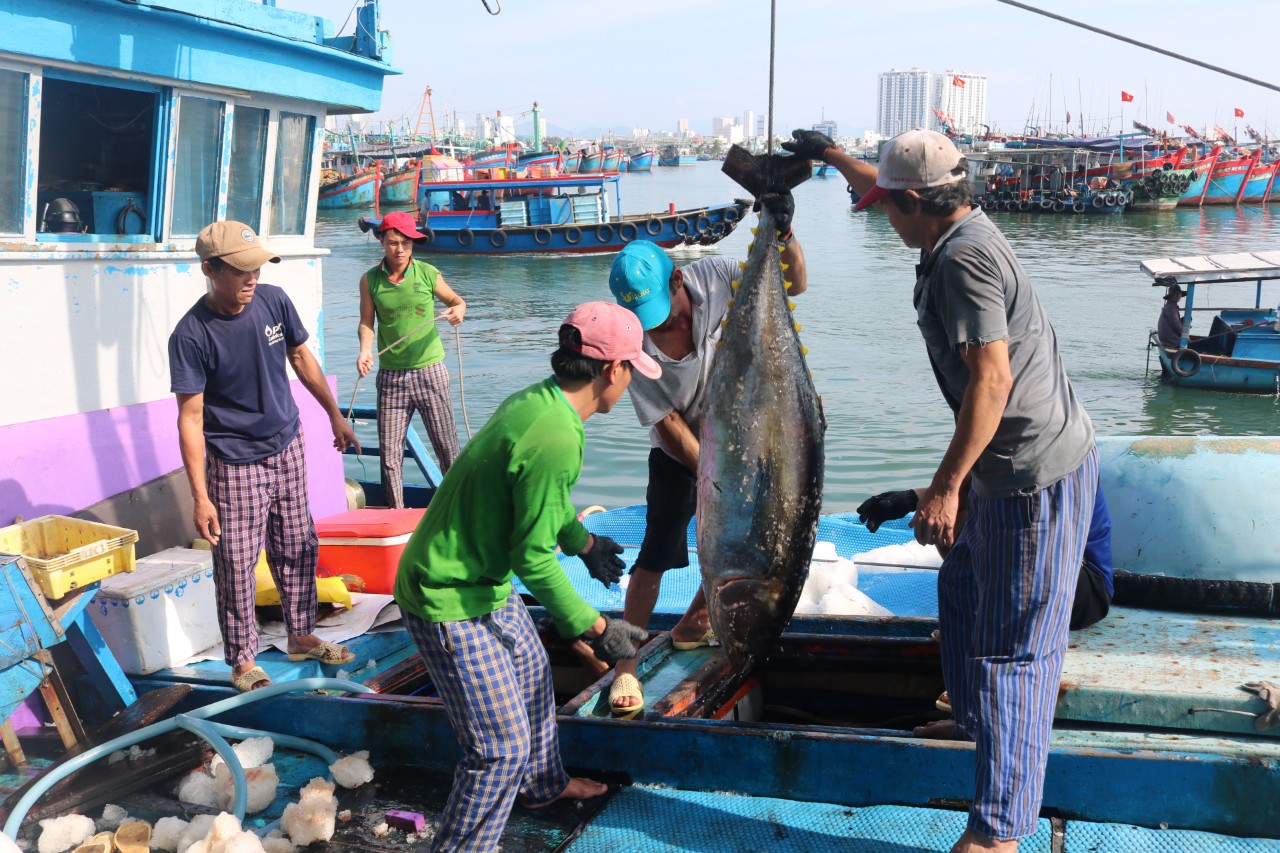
[[286, 634, 323, 656], [526, 777, 608, 809], [913, 719, 957, 740], [950, 828, 1019, 852]]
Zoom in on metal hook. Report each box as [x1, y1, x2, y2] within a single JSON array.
[[481, 0, 501, 14]]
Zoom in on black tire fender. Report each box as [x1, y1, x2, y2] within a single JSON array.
[[595, 223, 615, 243], [489, 230, 507, 248], [644, 217, 662, 235], [674, 217, 692, 235], [1171, 348, 1201, 378], [457, 228, 474, 247], [619, 221, 638, 242], [533, 227, 552, 245], [564, 226, 582, 245]]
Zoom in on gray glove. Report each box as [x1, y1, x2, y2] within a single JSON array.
[[1242, 681, 1280, 730], [856, 489, 919, 533], [781, 129, 836, 162], [580, 535, 625, 587], [586, 617, 648, 666]]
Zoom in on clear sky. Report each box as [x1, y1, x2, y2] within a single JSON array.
[[279, 0, 1280, 139]]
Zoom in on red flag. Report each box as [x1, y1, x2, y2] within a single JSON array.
[[952, 75, 966, 88], [1121, 91, 1134, 103], [1166, 111, 1176, 124], [1234, 107, 1245, 118]]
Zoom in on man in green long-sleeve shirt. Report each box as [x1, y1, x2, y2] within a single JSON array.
[[394, 302, 659, 853]]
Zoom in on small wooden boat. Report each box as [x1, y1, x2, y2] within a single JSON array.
[[358, 173, 749, 255], [1145, 251, 1280, 392]]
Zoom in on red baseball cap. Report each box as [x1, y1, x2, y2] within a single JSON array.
[[563, 302, 662, 379], [378, 210, 427, 240]]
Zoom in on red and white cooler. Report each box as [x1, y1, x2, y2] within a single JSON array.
[[314, 508, 425, 594]]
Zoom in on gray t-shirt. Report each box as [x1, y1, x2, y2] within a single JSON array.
[[1157, 299, 1183, 349], [914, 208, 1094, 497], [628, 256, 740, 455]]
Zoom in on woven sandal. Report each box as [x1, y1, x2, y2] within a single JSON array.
[[609, 673, 645, 720]]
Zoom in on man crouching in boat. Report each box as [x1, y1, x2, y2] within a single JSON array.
[[169, 221, 360, 694], [393, 303, 654, 852], [792, 128, 1097, 853]]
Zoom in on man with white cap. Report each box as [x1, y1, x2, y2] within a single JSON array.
[[169, 220, 360, 693], [394, 302, 656, 852], [606, 216, 807, 719], [785, 129, 1097, 853]]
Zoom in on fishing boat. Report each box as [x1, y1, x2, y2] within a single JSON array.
[[319, 149, 383, 210], [377, 159, 420, 207], [1201, 149, 1268, 205], [563, 152, 582, 172], [628, 149, 656, 172], [1128, 166, 1195, 210], [1145, 252, 1280, 392], [658, 145, 697, 166], [356, 172, 749, 255], [1177, 145, 1223, 206], [580, 150, 604, 172]]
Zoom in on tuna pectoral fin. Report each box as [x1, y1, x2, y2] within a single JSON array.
[[722, 145, 812, 197]]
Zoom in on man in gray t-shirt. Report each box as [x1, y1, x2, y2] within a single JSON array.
[[788, 127, 1097, 853]]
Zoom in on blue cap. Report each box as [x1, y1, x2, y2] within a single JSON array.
[[609, 241, 674, 330]]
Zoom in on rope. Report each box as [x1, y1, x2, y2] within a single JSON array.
[[766, 0, 777, 155], [346, 312, 473, 440]]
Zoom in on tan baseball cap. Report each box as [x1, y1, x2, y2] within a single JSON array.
[[195, 221, 280, 271], [855, 129, 968, 211]]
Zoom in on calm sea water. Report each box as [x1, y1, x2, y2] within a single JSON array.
[[316, 163, 1280, 513]]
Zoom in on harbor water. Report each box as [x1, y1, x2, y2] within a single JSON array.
[[318, 163, 1280, 513]]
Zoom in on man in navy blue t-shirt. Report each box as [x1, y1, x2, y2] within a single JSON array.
[[169, 220, 359, 692]]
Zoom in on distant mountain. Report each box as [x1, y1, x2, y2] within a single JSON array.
[[539, 122, 637, 139]]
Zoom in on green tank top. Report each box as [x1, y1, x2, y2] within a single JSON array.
[[367, 259, 445, 370]]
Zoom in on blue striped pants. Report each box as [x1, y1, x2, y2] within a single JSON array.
[[938, 448, 1098, 841], [403, 593, 569, 852]]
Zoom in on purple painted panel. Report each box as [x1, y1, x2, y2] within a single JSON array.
[[0, 379, 347, 526]]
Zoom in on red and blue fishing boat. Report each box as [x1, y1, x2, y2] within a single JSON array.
[[563, 152, 582, 172], [357, 172, 748, 255], [318, 161, 381, 209], [628, 150, 656, 172], [1177, 145, 1223, 206], [377, 159, 420, 207], [580, 150, 604, 172], [1200, 149, 1263, 205], [602, 149, 623, 172]]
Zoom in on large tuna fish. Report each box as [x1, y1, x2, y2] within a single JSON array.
[[697, 147, 825, 670]]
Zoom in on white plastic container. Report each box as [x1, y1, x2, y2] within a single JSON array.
[[88, 547, 220, 674]]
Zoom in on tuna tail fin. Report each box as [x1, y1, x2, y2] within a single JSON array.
[[721, 144, 812, 198]]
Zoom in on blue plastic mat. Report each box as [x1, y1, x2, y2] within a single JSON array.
[[567, 787, 1053, 852], [514, 506, 939, 617], [1066, 822, 1280, 852]]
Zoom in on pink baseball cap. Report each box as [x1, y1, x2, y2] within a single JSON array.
[[378, 210, 427, 239], [563, 302, 662, 379]]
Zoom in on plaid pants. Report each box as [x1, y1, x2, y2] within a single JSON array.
[[206, 429, 318, 667], [376, 363, 460, 509], [939, 447, 1098, 840], [403, 593, 569, 852]]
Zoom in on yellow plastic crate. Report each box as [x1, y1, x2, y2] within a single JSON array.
[[0, 515, 138, 599]]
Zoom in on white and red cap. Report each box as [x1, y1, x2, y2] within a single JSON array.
[[563, 302, 662, 379], [854, 129, 968, 211]]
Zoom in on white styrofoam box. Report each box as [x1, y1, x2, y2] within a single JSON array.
[[89, 547, 220, 674]]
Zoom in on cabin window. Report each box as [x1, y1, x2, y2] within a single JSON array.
[[0, 69, 26, 234], [37, 76, 157, 240], [271, 111, 315, 235], [172, 96, 225, 236], [227, 106, 269, 231]]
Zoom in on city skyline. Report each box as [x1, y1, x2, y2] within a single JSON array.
[[282, 0, 1280, 140]]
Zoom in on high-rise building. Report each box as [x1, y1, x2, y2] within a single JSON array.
[[877, 68, 934, 137], [677, 117, 690, 137], [743, 110, 755, 141], [876, 68, 988, 137], [812, 120, 837, 139], [935, 70, 987, 136], [474, 113, 494, 141], [712, 116, 735, 139]]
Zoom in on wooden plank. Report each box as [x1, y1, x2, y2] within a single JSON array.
[[0, 721, 25, 768]]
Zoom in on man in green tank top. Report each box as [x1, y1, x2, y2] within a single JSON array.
[[357, 211, 468, 507]]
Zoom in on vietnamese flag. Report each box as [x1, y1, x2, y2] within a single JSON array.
[[1235, 107, 1245, 118], [952, 75, 966, 88], [1121, 91, 1135, 102]]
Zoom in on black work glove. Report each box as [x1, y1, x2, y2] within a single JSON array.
[[586, 617, 648, 665], [781, 129, 836, 162], [580, 535, 625, 587], [752, 191, 794, 238], [1242, 681, 1280, 730], [856, 489, 919, 534]]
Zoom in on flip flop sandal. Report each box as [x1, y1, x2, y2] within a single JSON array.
[[287, 641, 356, 664], [114, 822, 151, 853], [671, 628, 715, 651], [935, 691, 952, 714], [609, 673, 645, 720], [230, 665, 272, 693]]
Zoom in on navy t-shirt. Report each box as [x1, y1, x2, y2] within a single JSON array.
[[169, 283, 309, 462]]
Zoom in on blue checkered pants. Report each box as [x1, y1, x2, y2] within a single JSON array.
[[403, 593, 569, 852], [938, 447, 1097, 841]]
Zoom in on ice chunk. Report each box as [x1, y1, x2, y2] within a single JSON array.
[[127, 745, 155, 761], [0, 832, 21, 853], [177, 769, 219, 809], [855, 540, 942, 569], [370, 824, 389, 838], [209, 737, 274, 774], [152, 817, 189, 852], [214, 763, 278, 814], [336, 811, 351, 824], [36, 815, 95, 853], [106, 751, 128, 766], [184, 812, 249, 853], [176, 815, 216, 853], [281, 778, 337, 846], [97, 805, 129, 831], [819, 583, 894, 617], [795, 544, 859, 614], [329, 751, 374, 789], [260, 839, 294, 853]]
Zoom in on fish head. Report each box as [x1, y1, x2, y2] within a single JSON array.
[[705, 573, 794, 669]]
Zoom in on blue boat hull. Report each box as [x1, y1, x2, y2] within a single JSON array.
[[318, 170, 380, 209], [629, 152, 655, 172], [1156, 345, 1280, 392]]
